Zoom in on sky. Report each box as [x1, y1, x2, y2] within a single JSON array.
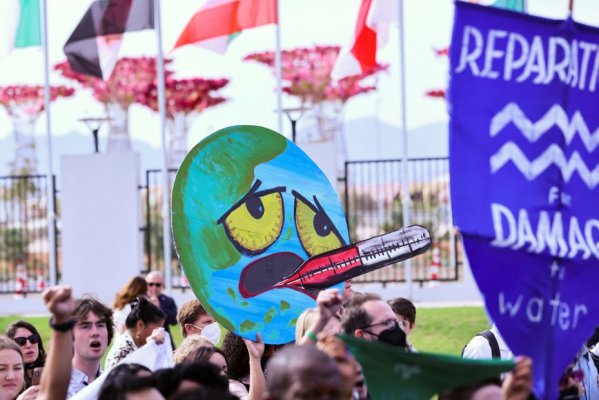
[[0, 0, 597, 156]]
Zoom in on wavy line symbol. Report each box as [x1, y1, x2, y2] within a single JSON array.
[[490, 103, 599, 152], [490, 142, 599, 188]]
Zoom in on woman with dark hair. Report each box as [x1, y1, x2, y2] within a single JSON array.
[[113, 276, 148, 334], [104, 297, 165, 369], [98, 363, 163, 400], [6, 320, 46, 388], [222, 332, 266, 400]]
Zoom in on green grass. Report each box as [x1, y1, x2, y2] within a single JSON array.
[[409, 307, 490, 355], [1, 307, 489, 356]]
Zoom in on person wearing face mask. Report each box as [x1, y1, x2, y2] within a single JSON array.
[[340, 293, 407, 348], [176, 300, 215, 339]]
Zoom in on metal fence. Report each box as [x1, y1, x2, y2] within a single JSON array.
[[0, 174, 58, 294], [344, 158, 462, 284], [143, 157, 462, 286], [141, 168, 190, 289]]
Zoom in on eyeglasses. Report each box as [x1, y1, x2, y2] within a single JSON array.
[[14, 334, 39, 346], [361, 318, 397, 331], [148, 282, 162, 288]]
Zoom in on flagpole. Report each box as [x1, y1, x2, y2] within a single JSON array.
[[274, 0, 283, 134], [397, 0, 413, 299], [40, 0, 57, 286], [154, 0, 172, 294]]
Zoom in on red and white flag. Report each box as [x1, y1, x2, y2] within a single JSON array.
[[332, 0, 396, 80], [173, 0, 277, 53]]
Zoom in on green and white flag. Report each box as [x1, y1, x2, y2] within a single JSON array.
[[0, 0, 41, 57]]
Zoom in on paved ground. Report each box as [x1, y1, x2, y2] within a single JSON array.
[[0, 263, 484, 315]]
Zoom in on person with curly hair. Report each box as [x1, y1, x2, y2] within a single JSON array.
[[222, 332, 266, 400]]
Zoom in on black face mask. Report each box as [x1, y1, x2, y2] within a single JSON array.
[[375, 322, 407, 348]]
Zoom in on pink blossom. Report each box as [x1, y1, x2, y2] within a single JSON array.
[[0, 85, 75, 117], [244, 45, 387, 105]]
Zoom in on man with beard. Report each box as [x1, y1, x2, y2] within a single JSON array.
[[66, 296, 114, 398]]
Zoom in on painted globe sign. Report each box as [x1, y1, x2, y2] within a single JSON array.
[[172, 125, 348, 344]]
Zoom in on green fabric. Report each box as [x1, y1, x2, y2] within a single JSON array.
[[340, 335, 515, 400], [15, 0, 41, 48], [491, 0, 526, 12]]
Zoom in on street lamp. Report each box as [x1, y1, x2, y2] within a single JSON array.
[[78, 117, 111, 153], [282, 107, 308, 143]]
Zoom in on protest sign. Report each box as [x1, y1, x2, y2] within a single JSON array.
[[449, 2, 599, 398], [172, 125, 349, 344]]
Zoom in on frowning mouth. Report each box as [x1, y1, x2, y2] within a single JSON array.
[[238, 252, 304, 298]]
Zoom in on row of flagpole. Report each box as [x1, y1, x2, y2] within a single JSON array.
[[40, 0, 57, 286], [36, 0, 422, 297], [36, 0, 410, 296], [37, 0, 285, 291]]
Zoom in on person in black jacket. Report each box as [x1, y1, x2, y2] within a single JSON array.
[[146, 271, 178, 349]]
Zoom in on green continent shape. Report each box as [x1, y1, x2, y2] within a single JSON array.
[[172, 125, 286, 333]]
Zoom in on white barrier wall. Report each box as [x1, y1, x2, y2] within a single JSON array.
[[299, 140, 340, 194], [61, 153, 143, 305]]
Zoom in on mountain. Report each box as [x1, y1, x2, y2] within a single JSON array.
[[0, 132, 163, 179], [344, 118, 448, 160], [0, 118, 449, 179]]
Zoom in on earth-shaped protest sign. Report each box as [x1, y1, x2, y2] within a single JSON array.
[[172, 125, 431, 344], [172, 125, 349, 344]]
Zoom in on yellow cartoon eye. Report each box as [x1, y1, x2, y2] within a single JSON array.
[[293, 191, 345, 257], [220, 183, 285, 255]]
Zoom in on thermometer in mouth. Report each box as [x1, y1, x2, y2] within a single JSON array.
[[273, 225, 431, 292]]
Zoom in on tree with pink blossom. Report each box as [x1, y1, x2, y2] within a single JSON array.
[[139, 77, 229, 168], [245, 45, 387, 177], [55, 58, 228, 165], [55, 57, 174, 152], [0, 85, 74, 174]]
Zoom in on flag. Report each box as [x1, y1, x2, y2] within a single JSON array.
[[340, 335, 514, 399], [491, 0, 526, 12], [0, 0, 41, 57], [63, 0, 154, 79], [173, 0, 277, 53], [331, 0, 396, 80]]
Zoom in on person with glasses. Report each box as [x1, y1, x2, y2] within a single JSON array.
[[146, 271, 178, 348], [6, 321, 46, 389], [341, 293, 407, 348], [176, 299, 215, 338]]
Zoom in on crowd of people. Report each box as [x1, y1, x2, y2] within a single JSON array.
[[0, 273, 597, 400]]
